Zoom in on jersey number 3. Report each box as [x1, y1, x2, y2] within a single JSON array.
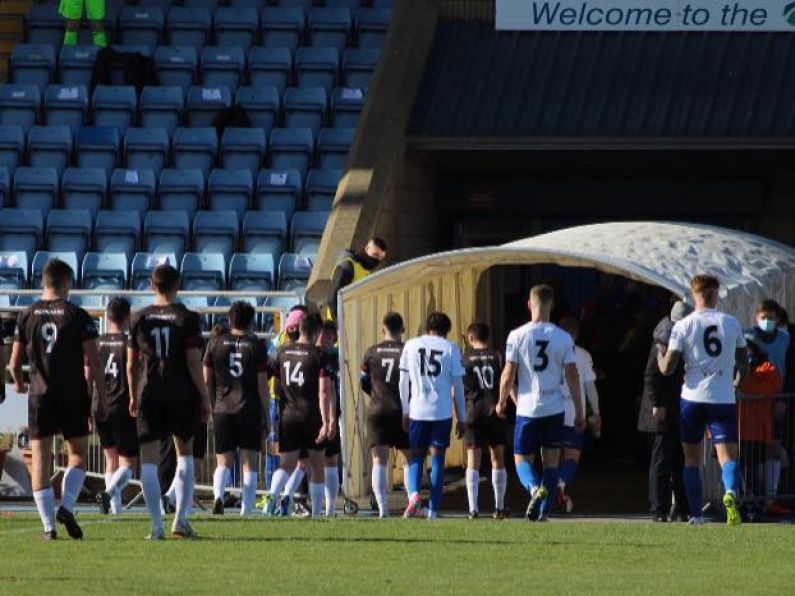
[[703, 325, 723, 357], [533, 340, 550, 372]]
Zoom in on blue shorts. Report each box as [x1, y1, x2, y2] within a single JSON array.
[[409, 418, 452, 450], [513, 413, 564, 455], [561, 425, 585, 450], [680, 399, 738, 445]]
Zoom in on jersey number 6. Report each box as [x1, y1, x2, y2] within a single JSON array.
[[703, 325, 723, 357]]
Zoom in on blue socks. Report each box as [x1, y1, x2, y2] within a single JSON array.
[[559, 459, 578, 486], [683, 466, 702, 516], [516, 460, 541, 493], [539, 467, 559, 516], [429, 452, 446, 512], [721, 459, 739, 495], [408, 456, 424, 497]]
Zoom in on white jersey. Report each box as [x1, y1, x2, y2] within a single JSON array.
[[506, 321, 576, 418], [399, 334, 465, 421], [668, 308, 747, 404], [562, 346, 596, 427]]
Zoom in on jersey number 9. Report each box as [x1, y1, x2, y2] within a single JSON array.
[[41, 322, 57, 354]]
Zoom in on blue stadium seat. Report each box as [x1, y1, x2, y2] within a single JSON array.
[[193, 210, 239, 261], [166, 7, 213, 53], [356, 7, 391, 49], [119, 6, 165, 54], [181, 252, 226, 291], [59, 45, 100, 87], [159, 168, 205, 221], [32, 251, 79, 288], [261, 7, 305, 52], [154, 46, 198, 94], [295, 47, 339, 94], [172, 128, 218, 179], [27, 125, 72, 176], [82, 252, 128, 290], [144, 210, 190, 262], [10, 44, 56, 93], [109, 168, 155, 219], [0, 84, 41, 132], [343, 48, 381, 90], [131, 251, 178, 290], [278, 253, 313, 291], [331, 86, 365, 128], [25, 4, 64, 50], [215, 8, 259, 50], [269, 128, 314, 178], [247, 47, 292, 95], [242, 210, 287, 258], [185, 86, 232, 128], [327, 0, 363, 8], [235, 86, 280, 131], [208, 168, 253, 221], [92, 85, 138, 134], [309, 8, 352, 52], [140, 86, 184, 136], [44, 84, 88, 133], [0, 126, 25, 176], [76, 127, 120, 177], [229, 0, 267, 7], [46, 209, 92, 263], [125, 127, 170, 178], [183, 0, 220, 10], [279, 0, 313, 11], [0, 167, 9, 208], [291, 210, 329, 253], [105, 45, 154, 86], [62, 167, 107, 219], [13, 166, 58, 218], [371, 0, 396, 7], [318, 127, 354, 169], [229, 252, 275, 291], [284, 87, 327, 135], [200, 47, 246, 94], [255, 168, 301, 219], [220, 127, 267, 176], [95, 209, 141, 262], [0, 250, 28, 290], [138, 0, 173, 12], [0, 208, 43, 264], [306, 168, 341, 212]]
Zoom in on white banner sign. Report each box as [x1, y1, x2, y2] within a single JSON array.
[[496, 0, 795, 31]]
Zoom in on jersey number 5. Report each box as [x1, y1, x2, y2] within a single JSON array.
[[229, 352, 244, 378], [533, 340, 550, 372], [703, 325, 723, 357], [418, 348, 443, 377]]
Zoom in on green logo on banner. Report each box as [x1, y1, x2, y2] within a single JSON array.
[[785, 2, 795, 25]]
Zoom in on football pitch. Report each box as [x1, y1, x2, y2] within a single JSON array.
[[1, 514, 794, 594]]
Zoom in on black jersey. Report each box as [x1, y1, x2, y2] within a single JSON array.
[[361, 340, 404, 417], [204, 332, 268, 415], [96, 332, 129, 411], [276, 342, 336, 424], [463, 348, 503, 422], [14, 298, 98, 399], [130, 303, 202, 404]]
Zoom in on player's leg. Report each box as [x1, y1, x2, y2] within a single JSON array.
[[86, 0, 107, 47], [58, 0, 82, 46], [282, 456, 307, 515], [171, 435, 198, 537], [404, 419, 429, 518], [31, 435, 57, 538], [105, 414, 139, 515], [99, 447, 119, 514], [711, 404, 741, 525], [398, 449, 412, 502], [307, 448, 326, 518], [426, 418, 453, 519], [489, 444, 507, 519], [513, 416, 541, 492], [213, 452, 233, 515], [324, 453, 339, 517], [465, 446, 482, 518], [371, 445, 390, 517], [265, 449, 298, 515], [648, 431, 672, 521], [538, 444, 561, 520], [239, 449, 260, 516], [557, 441, 581, 514], [679, 400, 707, 524], [139, 439, 166, 539]]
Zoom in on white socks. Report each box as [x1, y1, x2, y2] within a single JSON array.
[[241, 471, 257, 516], [106, 466, 133, 514], [174, 456, 195, 525], [268, 468, 291, 505], [466, 468, 479, 513], [60, 467, 86, 513], [309, 482, 325, 518], [765, 459, 782, 498], [403, 465, 410, 500], [372, 463, 389, 517], [140, 463, 164, 532], [33, 487, 56, 532], [213, 466, 230, 501], [324, 467, 339, 517], [492, 468, 507, 510]]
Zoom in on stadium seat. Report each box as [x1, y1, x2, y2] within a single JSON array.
[[62, 167, 107, 219], [25, 4, 64, 50], [317, 127, 354, 169], [154, 46, 198, 94], [309, 8, 352, 52], [279, 0, 313, 11], [119, 6, 165, 54], [44, 84, 88, 133], [229, 252, 275, 291], [140, 86, 184, 136], [0, 208, 43, 264], [109, 168, 155, 220], [13, 166, 58, 218], [220, 127, 267, 176], [27, 125, 72, 176], [10, 44, 56, 92], [82, 252, 128, 290], [284, 87, 327, 136], [76, 127, 120, 177], [295, 46, 340, 94], [215, 7, 259, 50], [229, 0, 267, 6], [291, 210, 329, 253], [306, 168, 341, 212], [185, 86, 233, 128], [59, 45, 100, 87], [208, 168, 253, 221], [181, 252, 226, 291], [172, 128, 218, 179], [92, 85, 138, 134], [138, 0, 172, 12], [255, 168, 301, 219], [327, 0, 363, 8], [0, 126, 24, 176], [159, 168, 205, 221], [32, 250, 78, 288], [0, 84, 41, 132], [247, 47, 292, 95], [278, 253, 313, 290], [125, 127, 170, 178], [235, 86, 280, 131], [260, 7, 305, 52], [200, 47, 246, 94], [355, 7, 391, 48], [102, 45, 154, 87], [193, 210, 239, 261], [131, 251, 178, 290], [0, 167, 9, 208], [0, 250, 29, 290], [331, 87, 365, 127], [95, 209, 141, 262], [46, 209, 92, 263], [242, 210, 287, 257], [144, 210, 190, 262], [166, 7, 213, 53], [183, 0, 220, 10], [342, 48, 381, 89], [269, 128, 314, 178]]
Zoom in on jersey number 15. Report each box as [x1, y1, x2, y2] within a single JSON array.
[[418, 348, 443, 377]]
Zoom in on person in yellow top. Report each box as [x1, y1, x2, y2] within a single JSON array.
[[326, 238, 387, 322], [60, 0, 108, 47]]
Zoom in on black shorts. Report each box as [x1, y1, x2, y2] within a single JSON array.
[[193, 422, 208, 459], [323, 424, 341, 457], [367, 411, 409, 450], [137, 397, 201, 445], [29, 393, 90, 440], [279, 415, 323, 454], [214, 412, 263, 454], [464, 413, 507, 449], [96, 407, 139, 457]]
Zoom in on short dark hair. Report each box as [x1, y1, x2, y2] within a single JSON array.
[[42, 258, 73, 290], [426, 311, 452, 336], [151, 264, 180, 294], [229, 301, 256, 330], [466, 322, 490, 342], [106, 296, 131, 324], [289, 304, 309, 313], [211, 323, 227, 337], [300, 312, 323, 337], [383, 311, 404, 336], [321, 320, 338, 335], [369, 237, 387, 252]]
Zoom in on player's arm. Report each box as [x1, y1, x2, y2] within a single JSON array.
[[452, 373, 467, 438], [734, 346, 749, 387], [127, 346, 138, 417], [257, 369, 271, 435], [657, 347, 681, 376], [187, 347, 211, 423], [564, 362, 584, 431], [360, 358, 373, 396], [0, 331, 5, 402], [202, 364, 214, 408], [317, 375, 334, 443], [84, 337, 108, 420], [497, 361, 517, 417], [8, 339, 26, 393]]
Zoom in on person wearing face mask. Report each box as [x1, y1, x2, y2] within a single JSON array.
[[326, 238, 387, 322]]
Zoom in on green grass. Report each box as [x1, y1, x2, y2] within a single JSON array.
[[0, 513, 793, 594]]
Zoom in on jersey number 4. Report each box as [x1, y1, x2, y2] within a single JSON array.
[[703, 325, 723, 357], [417, 348, 443, 377], [105, 353, 119, 378], [284, 361, 305, 387]]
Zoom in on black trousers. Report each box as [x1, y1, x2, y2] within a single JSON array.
[[649, 426, 689, 517]]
